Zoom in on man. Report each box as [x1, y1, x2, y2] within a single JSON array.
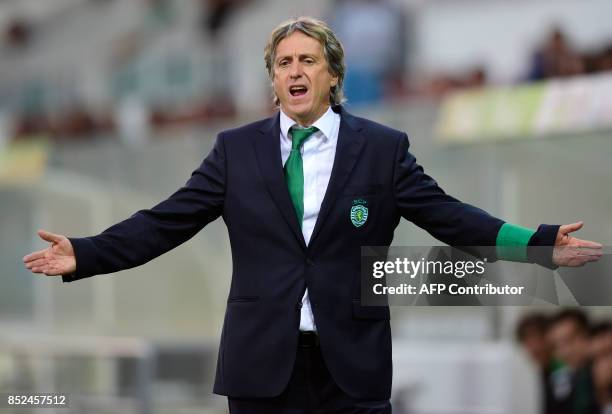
[[591, 322, 612, 413], [516, 313, 557, 414], [548, 309, 600, 414], [593, 351, 612, 414], [23, 17, 602, 413], [590, 322, 612, 361]]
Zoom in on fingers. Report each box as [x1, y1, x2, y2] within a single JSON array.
[[23, 248, 48, 263], [38, 229, 63, 244], [572, 238, 603, 249], [23, 254, 50, 273], [577, 250, 603, 262], [28, 264, 62, 276], [23, 250, 57, 275], [572, 254, 601, 266], [559, 244, 603, 256], [29, 266, 46, 274], [560, 221, 583, 235], [554, 243, 604, 267], [24, 258, 48, 270]]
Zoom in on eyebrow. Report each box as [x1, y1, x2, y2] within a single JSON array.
[[276, 53, 318, 63]]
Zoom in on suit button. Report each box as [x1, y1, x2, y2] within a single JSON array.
[[306, 258, 314, 266]]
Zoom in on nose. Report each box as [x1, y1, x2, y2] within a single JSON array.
[[289, 61, 303, 79]]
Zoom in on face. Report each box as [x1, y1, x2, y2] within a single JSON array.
[[593, 355, 612, 404], [548, 320, 589, 369], [272, 31, 338, 126], [590, 331, 612, 359], [521, 328, 551, 368]]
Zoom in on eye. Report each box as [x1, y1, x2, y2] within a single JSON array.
[[304, 58, 315, 64], [278, 59, 289, 68]]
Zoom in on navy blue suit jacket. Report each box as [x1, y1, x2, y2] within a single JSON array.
[[62, 105, 559, 399]]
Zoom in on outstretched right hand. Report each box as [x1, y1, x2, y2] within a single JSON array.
[[23, 230, 76, 276]]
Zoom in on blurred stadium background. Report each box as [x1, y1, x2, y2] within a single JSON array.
[[1, 0, 611, 413]]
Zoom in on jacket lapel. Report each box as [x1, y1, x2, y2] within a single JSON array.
[[254, 113, 307, 249], [309, 106, 365, 248]]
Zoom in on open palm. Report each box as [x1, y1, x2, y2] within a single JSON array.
[[23, 230, 76, 276], [552, 221, 603, 267]]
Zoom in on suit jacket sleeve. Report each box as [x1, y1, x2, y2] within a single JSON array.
[[392, 133, 560, 266], [393, 132, 505, 248], [62, 133, 227, 282]]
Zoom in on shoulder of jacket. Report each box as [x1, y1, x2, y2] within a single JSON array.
[[349, 115, 407, 149], [350, 114, 405, 138], [219, 117, 271, 140]]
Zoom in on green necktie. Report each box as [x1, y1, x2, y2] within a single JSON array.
[[284, 125, 319, 224]]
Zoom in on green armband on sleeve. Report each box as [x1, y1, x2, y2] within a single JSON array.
[[496, 223, 535, 262]]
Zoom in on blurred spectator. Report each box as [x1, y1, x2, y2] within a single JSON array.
[[11, 104, 116, 143], [593, 354, 612, 414], [517, 313, 553, 369], [596, 45, 612, 72], [590, 322, 612, 360], [528, 27, 585, 81], [548, 309, 599, 414], [527, 27, 612, 82], [12, 113, 51, 141], [590, 322, 612, 413], [200, 0, 252, 39], [53, 107, 97, 140], [331, 0, 407, 106], [516, 313, 556, 414], [149, 96, 235, 131], [425, 66, 488, 98], [3, 18, 33, 50], [549, 309, 591, 370]]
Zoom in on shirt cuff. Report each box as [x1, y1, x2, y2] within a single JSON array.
[[61, 237, 98, 283], [495, 223, 560, 269], [495, 223, 535, 262]]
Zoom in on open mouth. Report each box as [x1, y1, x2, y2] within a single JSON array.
[[289, 85, 308, 97]]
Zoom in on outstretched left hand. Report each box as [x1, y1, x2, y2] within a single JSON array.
[[552, 221, 603, 267]]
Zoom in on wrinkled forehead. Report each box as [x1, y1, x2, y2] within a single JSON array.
[[274, 31, 325, 61]]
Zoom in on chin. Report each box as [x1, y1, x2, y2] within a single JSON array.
[[288, 101, 311, 111], [286, 106, 312, 120]]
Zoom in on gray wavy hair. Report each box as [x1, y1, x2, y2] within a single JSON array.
[[264, 16, 346, 106]]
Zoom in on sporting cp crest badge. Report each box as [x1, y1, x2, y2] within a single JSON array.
[[350, 199, 368, 228]]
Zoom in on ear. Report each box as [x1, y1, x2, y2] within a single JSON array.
[[330, 76, 338, 87]]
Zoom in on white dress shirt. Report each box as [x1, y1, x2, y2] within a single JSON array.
[[279, 106, 341, 331]]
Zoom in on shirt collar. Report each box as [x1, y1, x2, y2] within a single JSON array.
[[280, 106, 336, 143]]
